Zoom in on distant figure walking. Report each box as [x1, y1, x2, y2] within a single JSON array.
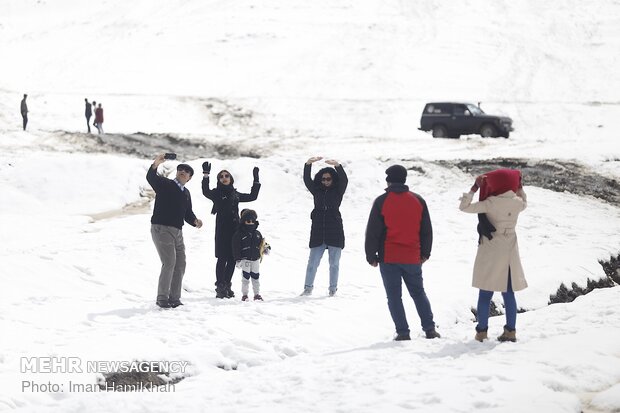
[[20, 94, 28, 131], [94, 103, 104, 134], [84, 98, 92, 133], [92, 101, 97, 130]]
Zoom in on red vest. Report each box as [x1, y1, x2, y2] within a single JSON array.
[[382, 191, 424, 263]]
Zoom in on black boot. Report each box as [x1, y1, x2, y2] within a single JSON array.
[[215, 283, 226, 299], [394, 333, 411, 341], [226, 283, 235, 298], [425, 328, 441, 339]]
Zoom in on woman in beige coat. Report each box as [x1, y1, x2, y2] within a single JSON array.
[[459, 170, 527, 342]]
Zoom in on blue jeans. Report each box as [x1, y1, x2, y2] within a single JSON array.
[[379, 263, 436, 335], [476, 272, 517, 331], [304, 244, 341, 292]]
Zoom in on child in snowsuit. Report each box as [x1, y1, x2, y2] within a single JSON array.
[[232, 209, 270, 301]]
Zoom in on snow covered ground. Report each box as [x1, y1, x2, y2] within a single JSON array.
[[1, 1, 619, 412]]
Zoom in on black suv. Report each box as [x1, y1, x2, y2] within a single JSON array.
[[419, 102, 513, 139]]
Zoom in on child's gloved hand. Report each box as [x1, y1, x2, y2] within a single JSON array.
[[263, 243, 271, 255]]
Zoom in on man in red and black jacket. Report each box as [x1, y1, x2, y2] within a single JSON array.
[[365, 164, 440, 341]]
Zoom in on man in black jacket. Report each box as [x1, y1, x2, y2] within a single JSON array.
[[84, 98, 92, 133], [21, 94, 28, 131], [147, 154, 202, 308]]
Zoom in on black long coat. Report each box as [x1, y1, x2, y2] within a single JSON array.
[[304, 164, 348, 249], [202, 174, 260, 258]]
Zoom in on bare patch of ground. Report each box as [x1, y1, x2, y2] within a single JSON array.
[[97, 363, 184, 392], [437, 157, 620, 205], [54, 130, 264, 161], [549, 253, 620, 304]]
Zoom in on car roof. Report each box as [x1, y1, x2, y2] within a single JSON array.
[[425, 102, 476, 106]]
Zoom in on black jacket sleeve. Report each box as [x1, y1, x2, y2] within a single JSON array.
[[184, 190, 197, 227], [202, 175, 215, 200], [238, 182, 261, 202], [146, 166, 166, 193], [303, 163, 315, 194], [416, 195, 433, 259], [336, 165, 348, 196], [365, 195, 386, 264]]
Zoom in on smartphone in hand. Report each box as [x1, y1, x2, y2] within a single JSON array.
[[164, 153, 177, 160]]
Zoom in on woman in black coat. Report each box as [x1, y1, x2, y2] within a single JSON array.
[[202, 161, 260, 298], [301, 156, 348, 297]]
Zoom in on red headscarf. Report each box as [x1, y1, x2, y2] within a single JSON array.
[[479, 169, 521, 201]]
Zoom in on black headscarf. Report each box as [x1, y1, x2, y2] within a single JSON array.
[[313, 167, 339, 189]]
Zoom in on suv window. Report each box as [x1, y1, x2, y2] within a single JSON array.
[[466, 104, 484, 116], [453, 105, 467, 116], [425, 104, 450, 114]]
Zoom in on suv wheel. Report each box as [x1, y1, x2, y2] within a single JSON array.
[[432, 124, 448, 138], [480, 124, 498, 138]]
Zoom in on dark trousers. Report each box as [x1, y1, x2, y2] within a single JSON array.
[[215, 257, 236, 288], [379, 263, 436, 335], [22, 113, 28, 131], [86, 115, 91, 133]]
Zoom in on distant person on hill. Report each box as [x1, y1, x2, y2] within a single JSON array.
[[459, 169, 528, 343], [92, 100, 97, 129], [365, 164, 440, 341], [20, 94, 28, 131], [94, 103, 104, 134], [300, 157, 348, 297], [232, 209, 271, 301], [202, 162, 261, 299], [147, 154, 203, 309], [84, 98, 92, 133]]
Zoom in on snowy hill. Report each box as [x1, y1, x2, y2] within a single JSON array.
[[0, 1, 619, 412]]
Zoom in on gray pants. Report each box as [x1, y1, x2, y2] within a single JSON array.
[[151, 224, 186, 303], [240, 259, 260, 295], [241, 277, 260, 296]]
